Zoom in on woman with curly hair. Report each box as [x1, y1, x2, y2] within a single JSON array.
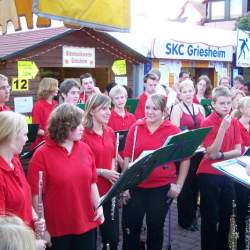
[[28, 103, 104, 250]]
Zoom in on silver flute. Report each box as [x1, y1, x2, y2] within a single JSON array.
[[111, 132, 120, 220], [36, 171, 45, 239]]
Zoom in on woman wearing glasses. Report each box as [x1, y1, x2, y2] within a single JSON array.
[[0, 74, 11, 112]]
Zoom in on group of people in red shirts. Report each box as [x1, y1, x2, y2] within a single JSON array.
[[0, 69, 250, 250]]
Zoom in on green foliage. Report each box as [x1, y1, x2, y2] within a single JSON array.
[[236, 13, 250, 31]]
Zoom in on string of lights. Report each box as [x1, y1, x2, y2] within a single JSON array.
[[0, 28, 142, 66], [81, 28, 141, 64]]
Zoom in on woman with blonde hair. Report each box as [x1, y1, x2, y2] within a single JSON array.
[[0, 111, 46, 248], [108, 86, 136, 168], [82, 94, 120, 250], [170, 79, 205, 231], [231, 89, 246, 117], [170, 79, 205, 129], [31, 77, 58, 148], [0, 215, 46, 250]]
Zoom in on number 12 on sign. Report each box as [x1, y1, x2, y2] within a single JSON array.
[[12, 78, 29, 91]]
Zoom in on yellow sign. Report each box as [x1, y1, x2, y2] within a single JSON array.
[[25, 116, 33, 124], [112, 60, 126, 75], [12, 78, 29, 91], [33, 0, 130, 32], [18, 61, 39, 79]]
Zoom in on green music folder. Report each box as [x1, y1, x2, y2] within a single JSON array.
[[162, 127, 211, 162], [200, 98, 213, 117], [115, 130, 128, 151], [99, 126, 211, 206], [76, 103, 86, 110], [125, 98, 138, 114]]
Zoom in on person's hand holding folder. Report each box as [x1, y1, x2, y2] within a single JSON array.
[[99, 169, 120, 184], [167, 183, 183, 198]]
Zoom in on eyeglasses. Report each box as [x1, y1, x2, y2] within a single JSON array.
[[0, 85, 11, 91]]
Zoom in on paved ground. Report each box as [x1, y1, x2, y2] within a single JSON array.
[[97, 200, 201, 250], [162, 200, 200, 250]]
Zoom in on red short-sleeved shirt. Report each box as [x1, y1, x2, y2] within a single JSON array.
[[27, 139, 99, 237], [0, 156, 33, 227], [31, 99, 57, 148], [238, 121, 250, 153], [108, 109, 136, 157], [135, 93, 147, 119], [197, 112, 242, 175], [108, 109, 136, 132], [0, 105, 10, 112], [123, 119, 180, 188], [82, 126, 115, 196]]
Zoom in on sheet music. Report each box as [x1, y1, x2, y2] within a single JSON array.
[[221, 164, 250, 185], [213, 156, 250, 186], [129, 150, 154, 167]]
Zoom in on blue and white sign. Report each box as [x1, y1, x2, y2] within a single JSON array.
[[152, 38, 233, 62], [236, 29, 250, 67]]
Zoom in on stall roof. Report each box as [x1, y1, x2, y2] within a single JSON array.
[[0, 27, 74, 60], [0, 27, 146, 61]]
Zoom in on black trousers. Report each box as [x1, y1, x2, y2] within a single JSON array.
[[99, 199, 119, 250], [122, 185, 171, 250], [50, 228, 96, 250], [177, 152, 203, 228], [235, 182, 250, 250], [199, 174, 235, 250]]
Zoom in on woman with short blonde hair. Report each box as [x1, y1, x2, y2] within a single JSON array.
[[32, 78, 58, 148], [170, 79, 205, 231], [37, 78, 58, 100], [0, 215, 36, 250], [0, 111, 46, 249]]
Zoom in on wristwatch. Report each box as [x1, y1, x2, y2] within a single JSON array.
[[219, 151, 225, 160]]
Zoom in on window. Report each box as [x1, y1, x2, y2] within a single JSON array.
[[248, 0, 250, 12], [210, 1, 225, 20], [230, 0, 243, 18], [207, 0, 246, 21]]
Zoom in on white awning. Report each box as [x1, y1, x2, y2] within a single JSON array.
[[109, 20, 237, 58]]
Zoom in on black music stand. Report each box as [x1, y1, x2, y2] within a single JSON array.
[[99, 127, 211, 206]]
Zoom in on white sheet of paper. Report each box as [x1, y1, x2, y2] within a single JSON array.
[[222, 164, 250, 185], [213, 157, 250, 186], [14, 96, 33, 113]]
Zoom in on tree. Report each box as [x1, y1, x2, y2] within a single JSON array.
[[235, 12, 250, 31]]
